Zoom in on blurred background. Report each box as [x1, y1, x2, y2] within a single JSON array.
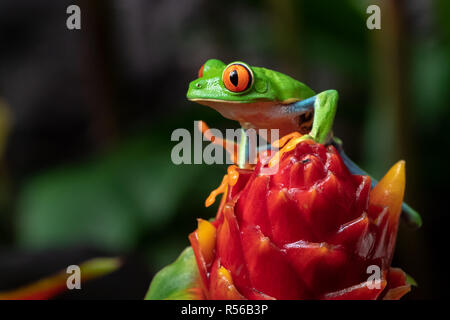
[[0, 0, 448, 299]]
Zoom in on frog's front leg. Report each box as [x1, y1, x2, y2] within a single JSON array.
[[309, 90, 339, 144], [286, 90, 338, 144], [197, 120, 239, 165]]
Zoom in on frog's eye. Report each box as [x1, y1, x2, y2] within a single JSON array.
[[198, 64, 205, 78], [222, 63, 253, 92]]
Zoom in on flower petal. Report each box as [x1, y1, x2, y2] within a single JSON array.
[[197, 219, 217, 268], [322, 280, 387, 300], [370, 160, 406, 224], [209, 261, 246, 300], [267, 188, 316, 245], [284, 240, 355, 295], [216, 204, 251, 291], [241, 225, 309, 299], [382, 267, 411, 300], [235, 175, 272, 237]]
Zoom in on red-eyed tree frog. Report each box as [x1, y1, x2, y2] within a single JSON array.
[[186, 59, 421, 228]]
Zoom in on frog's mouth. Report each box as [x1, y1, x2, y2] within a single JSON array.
[[189, 98, 314, 136]]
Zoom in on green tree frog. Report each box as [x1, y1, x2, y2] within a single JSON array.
[[186, 59, 421, 228]]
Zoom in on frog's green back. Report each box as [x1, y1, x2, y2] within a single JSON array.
[[252, 66, 315, 103]]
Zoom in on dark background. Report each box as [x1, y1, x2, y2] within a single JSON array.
[[0, 0, 448, 299]]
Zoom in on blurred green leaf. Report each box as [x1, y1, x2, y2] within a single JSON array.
[[145, 246, 201, 300], [15, 131, 205, 251], [0, 257, 121, 300]]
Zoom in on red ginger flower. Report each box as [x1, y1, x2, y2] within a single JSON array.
[[189, 139, 411, 300]]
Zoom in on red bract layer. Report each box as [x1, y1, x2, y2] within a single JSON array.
[[189, 140, 410, 300]]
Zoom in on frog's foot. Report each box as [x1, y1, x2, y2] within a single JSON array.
[[272, 131, 303, 149], [198, 120, 238, 165], [269, 132, 313, 167], [205, 165, 239, 207]]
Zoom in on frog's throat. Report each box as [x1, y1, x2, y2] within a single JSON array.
[[188, 98, 299, 104], [189, 98, 314, 138]]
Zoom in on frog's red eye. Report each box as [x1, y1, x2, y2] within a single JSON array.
[[198, 64, 205, 78], [222, 63, 253, 92]]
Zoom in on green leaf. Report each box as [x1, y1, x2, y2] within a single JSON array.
[[15, 133, 202, 252], [405, 273, 418, 287], [145, 246, 202, 300]]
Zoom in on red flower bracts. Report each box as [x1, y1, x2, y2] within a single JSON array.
[[189, 139, 411, 300]]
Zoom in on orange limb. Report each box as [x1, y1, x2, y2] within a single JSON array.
[[198, 120, 238, 165]]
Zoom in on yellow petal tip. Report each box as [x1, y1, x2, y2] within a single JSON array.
[[370, 160, 406, 220]]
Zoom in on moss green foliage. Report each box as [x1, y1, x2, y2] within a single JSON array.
[[145, 247, 200, 300]]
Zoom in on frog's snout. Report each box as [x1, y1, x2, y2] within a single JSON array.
[[187, 79, 206, 100], [190, 78, 205, 89]]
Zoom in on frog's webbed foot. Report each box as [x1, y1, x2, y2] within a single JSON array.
[[205, 164, 240, 207], [268, 132, 315, 167]]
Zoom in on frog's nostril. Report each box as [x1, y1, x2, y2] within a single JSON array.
[[192, 79, 205, 89]]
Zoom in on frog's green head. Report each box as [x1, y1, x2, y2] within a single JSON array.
[[187, 59, 315, 105]]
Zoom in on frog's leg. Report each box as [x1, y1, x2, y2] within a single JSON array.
[[286, 93, 422, 228], [197, 121, 239, 165], [286, 90, 338, 144], [238, 128, 248, 168], [309, 90, 338, 144], [267, 90, 338, 167], [331, 138, 422, 229], [198, 121, 251, 168]]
